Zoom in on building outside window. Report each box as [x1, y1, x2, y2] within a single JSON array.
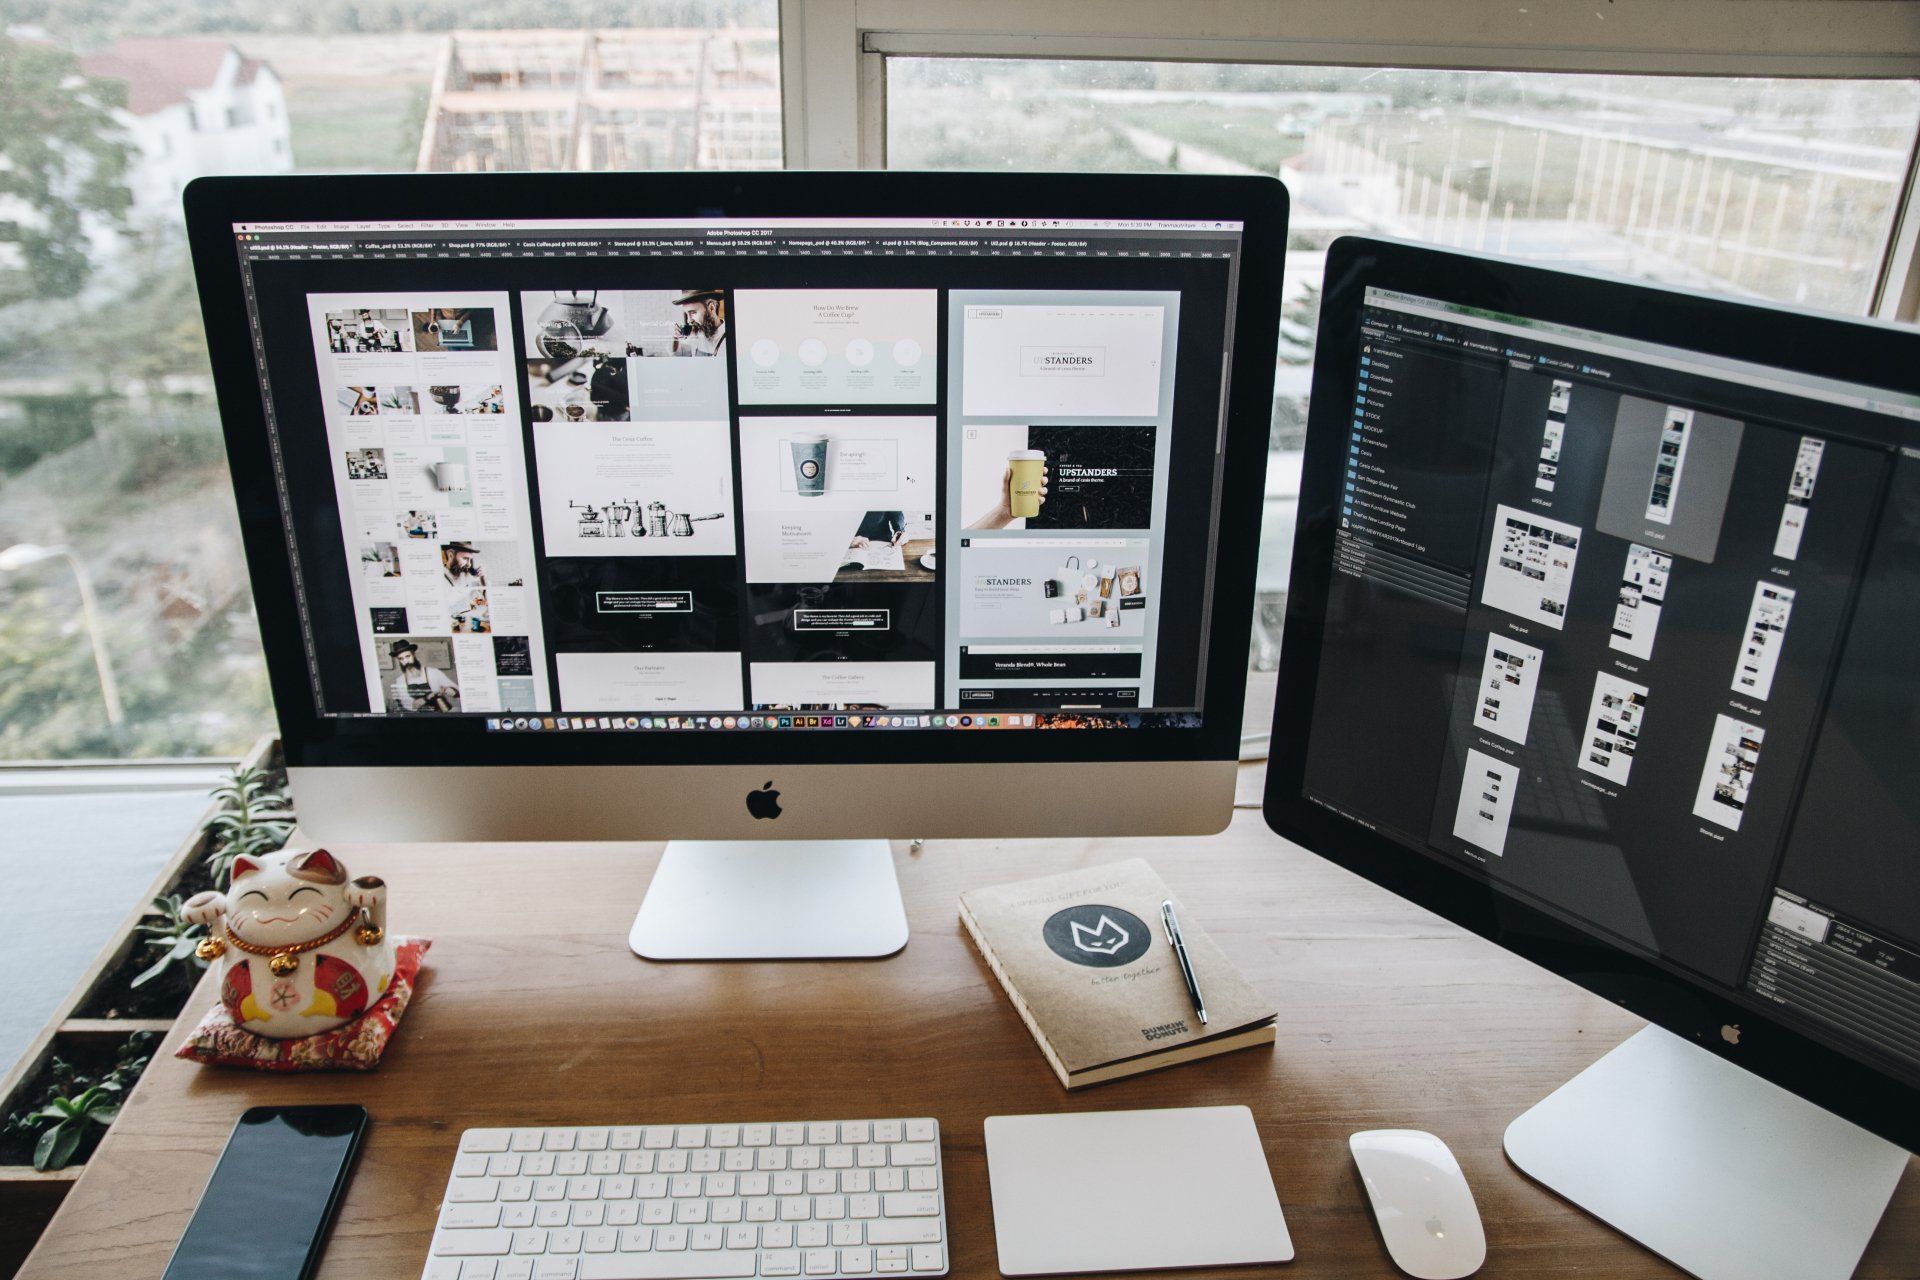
[[885, 60, 1920, 673], [0, 6, 780, 763], [1, 5, 1916, 762]]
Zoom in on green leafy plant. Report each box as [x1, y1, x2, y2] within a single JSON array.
[[205, 765, 294, 886], [131, 893, 208, 989], [2, 1033, 154, 1171]]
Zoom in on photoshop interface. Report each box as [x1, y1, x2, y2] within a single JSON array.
[[232, 217, 1244, 732], [1303, 287, 1920, 1083]]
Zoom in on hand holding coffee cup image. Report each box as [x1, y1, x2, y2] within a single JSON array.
[[966, 453, 1050, 529]]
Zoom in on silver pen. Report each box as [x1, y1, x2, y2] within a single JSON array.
[[1161, 898, 1208, 1026]]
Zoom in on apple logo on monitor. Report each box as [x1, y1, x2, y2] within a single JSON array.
[[747, 781, 782, 820]]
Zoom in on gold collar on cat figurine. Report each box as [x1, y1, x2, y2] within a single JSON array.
[[198, 909, 384, 975]]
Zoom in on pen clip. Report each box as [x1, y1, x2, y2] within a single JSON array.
[[1160, 898, 1178, 947]]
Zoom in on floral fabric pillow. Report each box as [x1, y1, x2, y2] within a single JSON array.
[[176, 937, 430, 1071]]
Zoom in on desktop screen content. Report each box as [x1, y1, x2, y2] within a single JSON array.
[[1300, 285, 1920, 1090], [233, 217, 1246, 733]]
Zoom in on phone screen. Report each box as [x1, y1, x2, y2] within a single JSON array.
[[162, 1105, 367, 1280]]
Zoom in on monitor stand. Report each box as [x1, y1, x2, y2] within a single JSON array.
[[1505, 1025, 1908, 1280], [628, 840, 909, 960]]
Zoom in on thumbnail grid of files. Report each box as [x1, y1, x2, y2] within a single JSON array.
[[313, 288, 1175, 723], [1452, 378, 1822, 857]]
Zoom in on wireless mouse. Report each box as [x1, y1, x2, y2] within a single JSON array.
[[1350, 1129, 1486, 1279]]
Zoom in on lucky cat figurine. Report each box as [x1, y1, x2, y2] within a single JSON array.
[[182, 848, 395, 1039]]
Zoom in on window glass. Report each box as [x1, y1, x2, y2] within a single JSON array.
[[885, 57, 1920, 685], [0, 9, 779, 760]]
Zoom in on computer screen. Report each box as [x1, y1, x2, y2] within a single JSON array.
[[226, 213, 1249, 736], [1289, 266, 1920, 1092]]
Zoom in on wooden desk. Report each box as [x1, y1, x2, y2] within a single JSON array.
[[19, 801, 1919, 1278]]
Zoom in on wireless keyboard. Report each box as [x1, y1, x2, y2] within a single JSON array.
[[421, 1118, 949, 1280]]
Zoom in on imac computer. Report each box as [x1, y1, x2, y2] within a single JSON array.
[[184, 172, 1286, 960], [1266, 236, 1920, 1280]]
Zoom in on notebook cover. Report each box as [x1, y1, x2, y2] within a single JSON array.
[[959, 858, 1275, 1087]]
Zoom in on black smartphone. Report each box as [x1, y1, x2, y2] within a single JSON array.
[[162, 1104, 368, 1280]]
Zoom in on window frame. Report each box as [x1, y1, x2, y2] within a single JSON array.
[[778, 0, 1920, 319]]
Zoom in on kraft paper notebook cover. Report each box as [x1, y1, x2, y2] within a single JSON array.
[[958, 858, 1276, 1088]]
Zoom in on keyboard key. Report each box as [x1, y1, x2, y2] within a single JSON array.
[[585, 1228, 618, 1253], [830, 1222, 861, 1247], [910, 1244, 943, 1272], [775, 1124, 805, 1146], [465, 1130, 514, 1154], [657, 1226, 688, 1251], [500, 1179, 534, 1203], [882, 1192, 940, 1217], [710, 1126, 739, 1148], [572, 1204, 606, 1227], [512, 1229, 549, 1255], [904, 1120, 936, 1143], [804, 1248, 836, 1275], [890, 1144, 937, 1167], [850, 1194, 880, 1219], [796, 1223, 829, 1249], [456, 1154, 493, 1178], [433, 1229, 513, 1256], [676, 1126, 707, 1149], [533, 1261, 577, 1280], [619, 1227, 653, 1252], [607, 1203, 640, 1227], [538, 1205, 571, 1228], [503, 1204, 537, 1229], [491, 1155, 525, 1178], [876, 1245, 909, 1273], [611, 1129, 643, 1151], [743, 1125, 773, 1148], [873, 1121, 904, 1144], [808, 1123, 837, 1145], [442, 1204, 504, 1229], [557, 1154, 589, 1177], [450, 1178, 501, 1203], [500, 1262, 534, 1280], [512, 1131, 546, 1153], [867, 1220, 941, 1246], [841, 1246, 874, 1274], [544, 1130, 578, 1152], [580, 1129, 610, 1151], [906, 1169, 937, 1192], [725, 1225, 757, 1249], [875, 1170, 905, 1193], [760, 1252, 800, 1278], [551, 1228, 584, 1254], [691, 1225, 723, 1250], [461, 1261, 500, 1280], [840, 1122, 871, 1145]]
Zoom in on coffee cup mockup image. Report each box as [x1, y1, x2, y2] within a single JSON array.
[[791, 436, 829, 497], [433, 462, 470, 492], [1008, 449, 1046, 519]]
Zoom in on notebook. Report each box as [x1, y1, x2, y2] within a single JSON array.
[[959, 859, 1276, 1088], [984, 1106, 1294, 1275]]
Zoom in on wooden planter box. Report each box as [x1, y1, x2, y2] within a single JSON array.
[[0, 734, 285, 1277]]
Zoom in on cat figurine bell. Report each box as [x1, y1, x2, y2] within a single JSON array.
[[182, 848, 396, 1039]]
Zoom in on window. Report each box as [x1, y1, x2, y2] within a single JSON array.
[[885, 58, 1920, 688], [0, 6, 780, 760]]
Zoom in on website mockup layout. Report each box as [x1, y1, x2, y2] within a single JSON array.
[[1301, 286, 1920, 1083], [236, 217, 1241, 732]]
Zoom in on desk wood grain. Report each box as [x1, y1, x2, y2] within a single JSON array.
[[19, 803, 1918, 1278]]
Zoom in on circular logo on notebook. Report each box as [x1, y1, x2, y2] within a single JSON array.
[[1042, 904, 1151, 968]]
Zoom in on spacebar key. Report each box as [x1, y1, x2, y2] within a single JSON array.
[[578, 1251, 758, 1279]]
